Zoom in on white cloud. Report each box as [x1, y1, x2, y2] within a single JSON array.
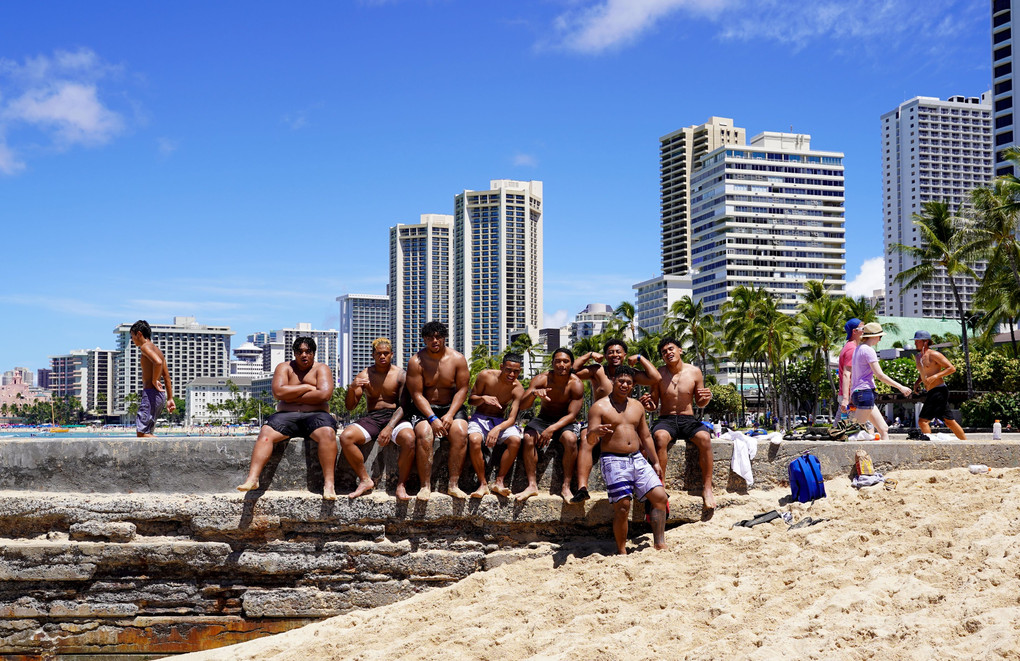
[[513, 152, 538, 167], [846, 256, 885, 298], [544, 309, 570, 328], [548, 0, 970, 54], [0, 48, 127, 174], [157, 137, 178, 156]]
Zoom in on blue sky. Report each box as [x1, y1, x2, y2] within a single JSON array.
[[0, 0, 991, 374]]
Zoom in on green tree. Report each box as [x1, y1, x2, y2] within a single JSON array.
[[972, 158, 1020, 293], [892, 200, 979, 396], [662, 295, 723, 375], [704, 383, 742, 421], [796, 281, 847, 418]]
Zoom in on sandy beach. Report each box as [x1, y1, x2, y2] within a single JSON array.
[[171, 467, 1020, 661]]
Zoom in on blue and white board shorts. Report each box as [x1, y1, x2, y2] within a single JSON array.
[[467, 413, 522, 442], [600, 451, 662, 503]]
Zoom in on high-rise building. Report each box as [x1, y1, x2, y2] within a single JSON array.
[[247, 332, 271, 348], [993, 0, 1017, 176], [452, 180, 543, 356], [389, 214, 454, 366], [660, 117, 747, 275], [337, 294, 390, 386], [633, 274, 693, 336], [112, 317, 233, 416], [230, 342, 266, 379], [49, 351, 89, 403], [569, 304, 614, 345], [2, 367, 33, 387], [881, 94, 993, 317], [85, 349, 117, 416], [263, 323, 339, 380], [36, 368, 51, 390], [689, 132, 846, 318]]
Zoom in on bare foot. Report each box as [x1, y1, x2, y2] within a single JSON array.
[[448, 486, 469, 499], [348, 478, 374, 499], [702, 485, 716, 510], [616, 546, 628, 556], [515, 486, 539, 502], [417, 486, 431, 501], [560, 486, 574, 502], [489, 483, 512, 497], [237, 479, 259, 492], [395, 483, 411, 502], [322, 484, 337, 501], [470, 485, 488, 499]]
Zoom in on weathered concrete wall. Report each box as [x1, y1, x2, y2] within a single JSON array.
[[1, 434, 1018, 659]]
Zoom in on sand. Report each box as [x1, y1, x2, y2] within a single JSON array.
[[171, 468, 1020, 661]]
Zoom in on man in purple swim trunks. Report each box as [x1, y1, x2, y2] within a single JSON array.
[[130, 320, 176, 437]]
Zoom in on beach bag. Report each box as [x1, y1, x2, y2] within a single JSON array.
[[789, 453, 826, 503]]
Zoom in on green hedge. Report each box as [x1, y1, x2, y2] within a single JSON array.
[[961, 391, 1020, 427]]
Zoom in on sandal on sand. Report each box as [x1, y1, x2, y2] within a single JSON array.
[[732, 510, 781, 528], [788, 516, 828, 530], [570, 487, 590, 503]]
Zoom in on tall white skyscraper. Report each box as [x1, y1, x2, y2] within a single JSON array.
[[389, 214, 454, 366], [112, 317, 234, 416], [86, 349, 117, 416], [993, 0, 1017, 176], [660, 117, 747, 276], [267, 323, 339, 380], [337, 293, 390, 386], [49, 350, 89, 403], [689, 132, 846, 318], [452, 180, 543, 355], [881, 94, 993, 318]]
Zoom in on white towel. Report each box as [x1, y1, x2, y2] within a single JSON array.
[[730, 431, 759, 487]]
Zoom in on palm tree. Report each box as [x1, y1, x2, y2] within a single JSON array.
[[971, 177, 1020, 293], [663, 295, 723, 375], [796, 283, 847, 418], [610, 301, 643, 341], [974, 260, 1020, 356], [892, 200, 979, 396], [721, 286, 770, 422]]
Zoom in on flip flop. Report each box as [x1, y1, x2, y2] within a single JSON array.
[[570, 487, 590, 503], [788, 516, 828, 530], [732, 510, 781, 528]]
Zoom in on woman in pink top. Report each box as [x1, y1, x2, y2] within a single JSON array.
[[849, 323, 912, 440]]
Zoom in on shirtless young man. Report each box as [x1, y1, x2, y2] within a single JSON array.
[[338, 338, 407, 498], [572, 339, 660, 503], [466, 352, 525, 498], [404, 321, 470, 500], [130, 320, 176, 437], [640, 337, 715, 510], [237, 337, 339, 499], [912, 330, 966, 440], [516, 347, 584, 502], [588, 365, 669, 554]]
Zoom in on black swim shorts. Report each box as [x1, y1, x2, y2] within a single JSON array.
[[265, 411, 337, 438], [651, 414, 711, 442], [406, 403, 468, 428], [919, 384, 951, 421]]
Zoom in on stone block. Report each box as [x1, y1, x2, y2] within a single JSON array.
[[242, 587, 351, 618], [69, 521, 137, 542], [234, 550, 353, 575], [47, 600, 139, 618], [323, 539, 412, 556], [353, 549, 483, 580]]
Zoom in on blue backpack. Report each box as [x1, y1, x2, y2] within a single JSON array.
[[789, 453, 826, 503]]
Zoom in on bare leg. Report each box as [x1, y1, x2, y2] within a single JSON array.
[[394, 427, 416, 501], [237, 425, 289, 491], [867, 408, 889, 440], [645, 486, 669, 550], [690, 430, 715, 510], [652, 429, 671, 477], [414, 421, 433, 500], [338, 426, 374, 498], [446, 419, 469, 499], [575, 428, 594, 491], [491, 435, 520, 496], [559, 431, 578, 501], [919, 418, 932, 434], [613, 498, 631, 555], [310, 426, 339, 500], [945, 418, 967, 440], [468, 432, 489, 498], [515, 430, 540, 501]]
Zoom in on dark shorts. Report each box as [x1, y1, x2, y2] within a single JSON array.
[[524, 416, 581, 443], [651, 414, 711, 442], [350, 408, 398, 441], [266, 411, 337, 438], [405, 403, 467, 428], [919, 385, 951, 421], [136, 388, 166, 435], [851, 388, 876, 410]]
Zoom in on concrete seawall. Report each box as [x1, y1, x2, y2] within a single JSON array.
[[1, 434, 1017, 659]]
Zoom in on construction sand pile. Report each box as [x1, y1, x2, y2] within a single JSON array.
[[172, 467, 1020, 660]]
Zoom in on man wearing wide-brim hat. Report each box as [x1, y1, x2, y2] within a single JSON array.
[[848, 323, 913, 440], [912, 330, 966, 439]]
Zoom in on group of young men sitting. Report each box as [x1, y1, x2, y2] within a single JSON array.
[[237, 321, 715, 554]]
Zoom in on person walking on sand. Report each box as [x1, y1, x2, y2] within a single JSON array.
[[848, 323, 912, 441], [237, 336, 339, 499], [912, 330, 966, 440], [589, 365, 669, 554], [516, 347, 584, 502], [338, 338, 407, 498], [639, 337, 715, 511], [130, 320, 176, 437], [465, 352, 526, 498], [404, 321, 470, 500]]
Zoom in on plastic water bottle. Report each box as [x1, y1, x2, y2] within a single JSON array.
[[993, 420, 1002, 440], [969, 464, 991, 474]]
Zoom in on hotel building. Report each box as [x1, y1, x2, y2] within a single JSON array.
[[994, 0, 1018, 176], [336, 293, 390, 387]]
